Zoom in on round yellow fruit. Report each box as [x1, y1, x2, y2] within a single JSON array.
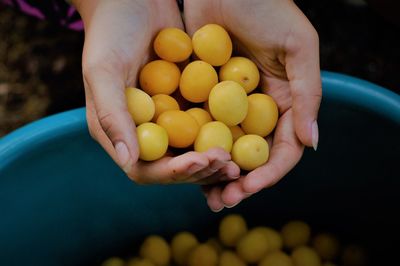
[[208, 81, 248, 126], [219, 56, 260, 94], [127, 258, 156, 266], [187, 244, 218, 266], [241, 93, 278, 137], [192, 24, 232, 66], [206, 238, 224, 255], [136, 122, 168, 161], [186, 108, 212, 127], [236, 228, 270, 264], [151, 94, 180, 122], [252, 226, 283, 252], [126, 87, 155, 125], [312, 233, 339, 261], [179, 60, 218, 103], [219, 250, 247, 266], [229, 125, 245, 142], [231, 134, 269, 171], [139, 60, 180, 96], [157, 110, 199, 148], [139, 235, 171, 266], [101, 257, 125, 266], [259, 251, 294, 266], [194, 121, 233, 153], [154, 27, 192, 62], [291, 246, 321, 266], [171, 232, 199, 266], [281, 221, 311, 249], [219, 214, 248, 247]]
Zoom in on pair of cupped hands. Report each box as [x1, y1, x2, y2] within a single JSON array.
[[72, 0, 321, 212]]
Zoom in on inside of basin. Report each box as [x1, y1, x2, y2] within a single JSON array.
[[0, 96, 399, 266]]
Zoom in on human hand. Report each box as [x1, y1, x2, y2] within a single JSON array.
[[73, 0, 240, 185], [184, 0, 321, 210]]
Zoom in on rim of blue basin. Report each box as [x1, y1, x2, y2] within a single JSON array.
[[1, 71, 399, 171]]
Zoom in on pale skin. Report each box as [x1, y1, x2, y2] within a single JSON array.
[[72, 0, 321, 211], [185, 0, 321, 211]]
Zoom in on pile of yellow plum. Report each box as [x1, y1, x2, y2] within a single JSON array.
[[101, 214, 366, 266], [127, 24, 279, 171]]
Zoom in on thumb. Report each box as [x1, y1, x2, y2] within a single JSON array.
[[84, 66, 139, 171], [285, 23, 322, 150]]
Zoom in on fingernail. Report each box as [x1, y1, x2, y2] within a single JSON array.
[[115, 142, 130, 169], [225, 202, 240, 209], [122, 162, 132, 174], [221, 175, 239, 182], [211, 206, 224, 213], [188, 163, 205, 175], [312, 120, 319, 151], [210, 160, 228, 171]]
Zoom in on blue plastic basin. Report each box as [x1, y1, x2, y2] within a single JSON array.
[[0, 71, 399, 266]]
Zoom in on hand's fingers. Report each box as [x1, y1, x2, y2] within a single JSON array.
[[189, 148, 231, 181], [193, 162, 241, 185], [192, 163, 240, 185], [201, 185, 211, 198], [85, 86, 119, 164], [285, 17, 321, 150], [242, 109, 304, 193], [187, 147, 241, 184], [219, 160, 241, 180], [194, 171, 226, 185], [129, 151, 209, 184], [221, 178, 249, 208], [206, 185, 225, 212], [83, 67, 139, 172]]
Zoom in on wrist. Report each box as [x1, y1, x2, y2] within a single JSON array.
[[70, 0, 160, 31]]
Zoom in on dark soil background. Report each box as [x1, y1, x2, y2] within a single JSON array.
[[1, 0, 399, 137]]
